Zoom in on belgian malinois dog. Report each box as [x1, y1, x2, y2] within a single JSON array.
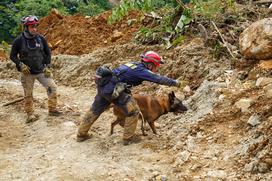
[[111, 91, 187, 136]]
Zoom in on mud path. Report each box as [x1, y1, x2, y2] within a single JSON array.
[[0, 79, 179, 181], [0, 75, 271, 180], [1, 42, 271, 180]]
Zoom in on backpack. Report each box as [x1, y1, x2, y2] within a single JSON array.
[[95, 66, 114, 86]]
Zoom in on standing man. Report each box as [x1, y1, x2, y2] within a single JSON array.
[[10, 15, 62, 123], [77, 51, 185, 145]]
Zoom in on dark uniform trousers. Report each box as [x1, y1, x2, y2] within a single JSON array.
[[77, 91, 140, 141]]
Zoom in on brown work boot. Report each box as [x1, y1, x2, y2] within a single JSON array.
[[49, 110, 62, 116], [76, 134, 91, 142], [26, 114, 39, 123]]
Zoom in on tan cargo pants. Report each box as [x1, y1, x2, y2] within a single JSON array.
[[21, 73, 58, 115], [123, 98, 139, 140], [77, 96, 139, 141]]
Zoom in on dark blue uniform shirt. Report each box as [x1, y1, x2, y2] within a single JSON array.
[[93, 62, 178, 115], [99, 62, 177, 95], [113, 62, 177, 86]]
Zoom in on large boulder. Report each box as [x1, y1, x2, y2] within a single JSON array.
[[239, 18, 272, 60]]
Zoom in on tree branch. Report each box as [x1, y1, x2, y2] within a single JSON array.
[[3, 97, 24, 106], [211, 21, 236, 60], [254, 0, 272, 4]]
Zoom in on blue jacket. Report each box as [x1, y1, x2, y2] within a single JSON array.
[[100, 62, 177, 95]]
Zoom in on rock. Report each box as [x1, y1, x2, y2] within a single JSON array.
[[263, 157, 272, 166], [244, 160, 258, 172], [219, 94, 225, 101], [51, 8, 63, 19], [258, 162, 269, 173], [190, 164, 202, 171], [235, 98, 254, 112], [186, 136, 198, 152], [206, 170, 227, 179], [263, 83, 272, 91], [172, 141, 184, 151], [183, 85, 191, 93], [127, 19, 137, 26], [152, 171, 160, 177], [179, 150, 191, 162], [255, 77, 272, 87], [193, 176, 201, 179], [265, 89, 272, 98], [247, 114, 261, 127], [62, 121, 76, 128], [174, 150, 191, 166], [239, 18, 272, 60], [258, 60, 272, 69], [160, 175, 167, 181], [110, 30, 123, 42]]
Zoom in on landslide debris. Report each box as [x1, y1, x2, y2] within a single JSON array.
[[0, 2, 271, 180], [39, 9, 142, 55]]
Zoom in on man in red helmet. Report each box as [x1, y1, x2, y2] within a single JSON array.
[[77, 51, 184, 145], [10, 15, 62, 123]]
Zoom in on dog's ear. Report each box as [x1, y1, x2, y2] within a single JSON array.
[[168, 91, 175, 103]]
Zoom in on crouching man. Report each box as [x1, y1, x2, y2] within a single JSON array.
[[77, 51, 184, 145]]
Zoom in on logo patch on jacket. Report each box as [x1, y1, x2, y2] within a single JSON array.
[[124, 63, 137, 69]]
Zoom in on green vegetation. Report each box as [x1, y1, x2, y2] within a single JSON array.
[[1, 0, 236, 50], [109, 0, 235, 47], [0, 0, 111, 43], [108, 0, 179, 24]]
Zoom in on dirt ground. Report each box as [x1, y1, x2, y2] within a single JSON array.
[[1, 5, 272, 180], [38, 9, 142, 55], [0, 49, 7, 62], [1, 41, 271, 180], [0, 80, 179, 180]]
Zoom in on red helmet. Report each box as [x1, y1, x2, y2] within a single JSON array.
[[21, 16, 39, 26], [141, 51, 164, 67]]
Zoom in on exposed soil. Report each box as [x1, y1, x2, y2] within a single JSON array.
[[0, 49, 7, 62], [1, 41, 271, 180], [39, 9, 143, 55], [0, 4, 272, 180]]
